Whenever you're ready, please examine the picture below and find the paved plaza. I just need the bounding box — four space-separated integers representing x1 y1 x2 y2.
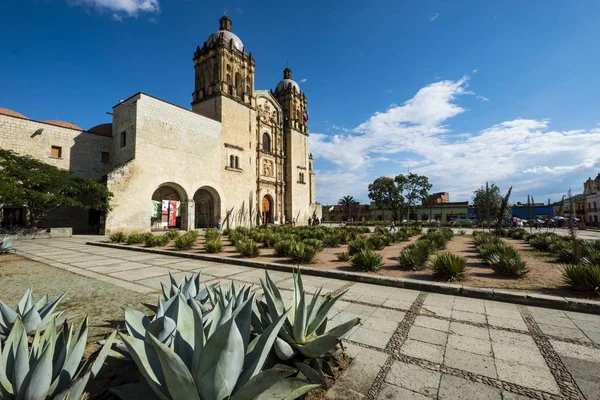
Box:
14 236 600 400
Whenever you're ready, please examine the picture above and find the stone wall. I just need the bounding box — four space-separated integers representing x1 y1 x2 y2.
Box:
105 94 223 233
0 114 112 179
285 127 311 225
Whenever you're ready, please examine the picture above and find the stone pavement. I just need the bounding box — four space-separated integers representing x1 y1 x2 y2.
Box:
14 236 600 400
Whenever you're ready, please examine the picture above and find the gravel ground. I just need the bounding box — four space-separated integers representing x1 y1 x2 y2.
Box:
0 255 153 341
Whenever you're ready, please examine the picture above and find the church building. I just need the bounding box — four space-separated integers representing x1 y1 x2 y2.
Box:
0 16 320 233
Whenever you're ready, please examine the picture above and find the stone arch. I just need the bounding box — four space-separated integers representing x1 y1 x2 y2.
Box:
261 194 274 225
151 182 189 231
194 186 221 228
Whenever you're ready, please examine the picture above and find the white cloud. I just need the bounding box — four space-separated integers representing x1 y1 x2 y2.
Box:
310 76 600 204
472 69 479 73
476 95 489 101
69 0 160 18
300 78 308 83
430 13 441 22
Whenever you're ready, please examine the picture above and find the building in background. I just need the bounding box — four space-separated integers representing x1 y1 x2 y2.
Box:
0 16 318 233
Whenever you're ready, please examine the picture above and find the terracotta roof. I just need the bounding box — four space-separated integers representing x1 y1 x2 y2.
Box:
88 123 112 137
41 120 83 130
0 107 28 119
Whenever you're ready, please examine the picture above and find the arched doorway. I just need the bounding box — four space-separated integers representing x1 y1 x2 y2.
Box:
194 187 221 228
151 183 188 231
261 195 273 225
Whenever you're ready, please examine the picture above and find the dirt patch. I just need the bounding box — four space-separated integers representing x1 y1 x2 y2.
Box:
0 259 153 341
0 253 24 262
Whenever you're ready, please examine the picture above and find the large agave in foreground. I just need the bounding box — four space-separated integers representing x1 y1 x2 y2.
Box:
0 288 67 341
0 316 116 399
113 293 319 400
160 272 214 305
255 270 360 361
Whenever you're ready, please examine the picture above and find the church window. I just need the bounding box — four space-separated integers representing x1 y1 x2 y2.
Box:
50 146 62 159
235 73 242 94
262 133 271 153
230 155 235 168
120 131 127 148
246 76 251 94
101 152 110 163
235 156 240 169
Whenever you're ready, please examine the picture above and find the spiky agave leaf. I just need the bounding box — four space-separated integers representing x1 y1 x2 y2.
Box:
257 270 360 361
0 316 116 399
0 288 67 341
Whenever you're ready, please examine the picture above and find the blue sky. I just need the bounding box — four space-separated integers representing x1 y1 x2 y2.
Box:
1 0 599 205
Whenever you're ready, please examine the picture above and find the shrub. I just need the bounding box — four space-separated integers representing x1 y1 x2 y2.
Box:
126 232 148 245
303 238 324 252
261 231 280 249
144 234 170 247
274 239 294 257
336 252 350 262
173 232 197 250
398 240 436 271
367 234 387 250
348 237 371 255
108 231 126 243
228 231 245 246
433 253 467 281
486 250 529 278
509 228 528 240
237 239 260 258
351 248 384 271
290 242 319 264
323 233 342 248
165 228 180 240
204 237 224 253
205 228 221 241
563 264 600 293
458 230 467 236
394 229 411 242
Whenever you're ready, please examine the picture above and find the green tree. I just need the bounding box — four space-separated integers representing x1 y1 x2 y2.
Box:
0 149 112 227
338 195 358 221
472 182 511 226
368 173 432 220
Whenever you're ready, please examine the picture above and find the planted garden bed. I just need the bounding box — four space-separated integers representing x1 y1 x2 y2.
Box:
109 226 598 299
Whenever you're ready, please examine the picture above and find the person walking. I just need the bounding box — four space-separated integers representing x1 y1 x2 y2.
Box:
389 219 396 232
216 218 222 232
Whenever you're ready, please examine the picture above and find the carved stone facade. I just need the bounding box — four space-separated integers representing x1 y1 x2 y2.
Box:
0 16 318 233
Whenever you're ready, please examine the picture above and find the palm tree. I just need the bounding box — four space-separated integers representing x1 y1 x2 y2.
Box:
338 195 359 222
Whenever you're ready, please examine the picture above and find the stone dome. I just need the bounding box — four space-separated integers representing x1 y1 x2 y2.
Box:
42 120 82 130
206 16 244 51
207 30 244 51
275 68 300 92
88 123 112 137
0 107 28 119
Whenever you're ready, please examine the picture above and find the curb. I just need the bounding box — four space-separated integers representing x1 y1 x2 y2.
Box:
85 241 600 315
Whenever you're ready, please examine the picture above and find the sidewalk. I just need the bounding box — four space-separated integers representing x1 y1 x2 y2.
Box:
15 236 600 400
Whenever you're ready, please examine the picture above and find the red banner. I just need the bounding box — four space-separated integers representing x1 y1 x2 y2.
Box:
168 201 178 227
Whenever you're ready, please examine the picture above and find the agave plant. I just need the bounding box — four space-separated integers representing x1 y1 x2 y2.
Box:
114 293 319 399
256 270 360 362
0 235 16 254
0 316 116 399
160 272 214 305
0 288 67 341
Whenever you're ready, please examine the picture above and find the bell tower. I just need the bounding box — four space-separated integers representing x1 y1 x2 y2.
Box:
273 68 307 134
272 67 311 224
191 16 256 118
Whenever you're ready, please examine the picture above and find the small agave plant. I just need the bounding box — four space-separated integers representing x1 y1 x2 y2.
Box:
255 270 360 363
112 292 320 399
0 288 67 341
0 236 16 254
0 316 116 399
